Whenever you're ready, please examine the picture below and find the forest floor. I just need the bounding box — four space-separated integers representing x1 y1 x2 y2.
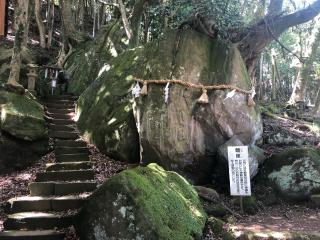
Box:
201 103 320 239
1 103 320 239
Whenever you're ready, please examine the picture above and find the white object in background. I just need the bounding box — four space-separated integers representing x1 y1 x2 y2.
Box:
224 89 236 101
164 82 170 103
227 146 251 196
51 80 57 88
132 82 141 98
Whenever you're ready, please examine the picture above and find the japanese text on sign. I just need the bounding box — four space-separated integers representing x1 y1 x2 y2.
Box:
227 146 251 196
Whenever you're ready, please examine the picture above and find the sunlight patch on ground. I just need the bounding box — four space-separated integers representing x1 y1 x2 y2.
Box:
15 173 32 181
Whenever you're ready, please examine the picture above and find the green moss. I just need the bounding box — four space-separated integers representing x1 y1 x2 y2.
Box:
260 147 320 201
2 91 43 119
0 90 47 141
208 216 224 235
205 203 228 217
207 217 235 239
89 163 207 240
265 147 320 173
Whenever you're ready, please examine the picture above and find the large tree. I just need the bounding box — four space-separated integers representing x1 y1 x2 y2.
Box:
7 0 29 85
235 0 320 76
186 0 320 77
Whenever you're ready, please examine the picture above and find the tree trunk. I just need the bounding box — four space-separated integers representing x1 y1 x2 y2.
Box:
129 0 147 47
118 0 132 39
35 0 46 48
46 0 55 48
313 80 320 117
78 0 85 30
8 0 29 85
258 53 264 100
271 51 277 101
100 4 106 26
288 29 320 104
60 0 88 44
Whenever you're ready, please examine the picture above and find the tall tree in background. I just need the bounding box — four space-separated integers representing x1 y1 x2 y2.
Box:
35 0 46 48
7 0 29 85
288 28 320 104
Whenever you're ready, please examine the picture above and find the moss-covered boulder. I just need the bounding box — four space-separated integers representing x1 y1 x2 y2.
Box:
0 89 48 172
76 163 207 240
65 23 125 95
261 147 320 201
75 50 141 162
74 29 262 183
0 90 47 140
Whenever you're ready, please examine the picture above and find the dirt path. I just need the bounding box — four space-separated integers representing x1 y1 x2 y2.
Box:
233 204 320 236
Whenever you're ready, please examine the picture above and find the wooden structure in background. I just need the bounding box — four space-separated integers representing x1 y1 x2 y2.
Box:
0 0 6 36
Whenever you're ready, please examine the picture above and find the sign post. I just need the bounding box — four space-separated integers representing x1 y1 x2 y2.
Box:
227 146 251 214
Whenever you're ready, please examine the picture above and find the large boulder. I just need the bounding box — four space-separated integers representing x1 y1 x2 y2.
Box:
261 147 320 201
74 29 262 183
135 30 262 183
0 132 48 172
65 23 125 95
0 89 48 172
75 163 207 240
75 50 141 162
0 90 47 140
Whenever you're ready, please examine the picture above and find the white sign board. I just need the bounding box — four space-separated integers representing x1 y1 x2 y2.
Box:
228 146 251 196
51 80 57 88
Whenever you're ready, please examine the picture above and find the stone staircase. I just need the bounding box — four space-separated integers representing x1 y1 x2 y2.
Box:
0 95 97 240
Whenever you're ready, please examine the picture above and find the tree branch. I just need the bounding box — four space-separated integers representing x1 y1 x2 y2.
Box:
235 0 320 75
271 0 320 36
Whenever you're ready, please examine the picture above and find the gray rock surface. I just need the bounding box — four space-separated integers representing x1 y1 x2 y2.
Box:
262 147 320 201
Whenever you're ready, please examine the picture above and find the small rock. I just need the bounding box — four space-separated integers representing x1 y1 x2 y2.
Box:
194 186 219 201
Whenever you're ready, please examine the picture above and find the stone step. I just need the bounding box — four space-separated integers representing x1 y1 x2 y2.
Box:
45 103 75 109
4 212 74 230
46 113 74 120
0 230 64 240
46 95 77 101
46 108 74 114
46 162 92 171
56 153 89 162
48 124 75 132
44 99 75 104
55 147 89 155
310 194 320 206
29 182 97 196
55 140 87 148
49 131 79 140
49 119 75 125
35 170 94 182
8 195 87 213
